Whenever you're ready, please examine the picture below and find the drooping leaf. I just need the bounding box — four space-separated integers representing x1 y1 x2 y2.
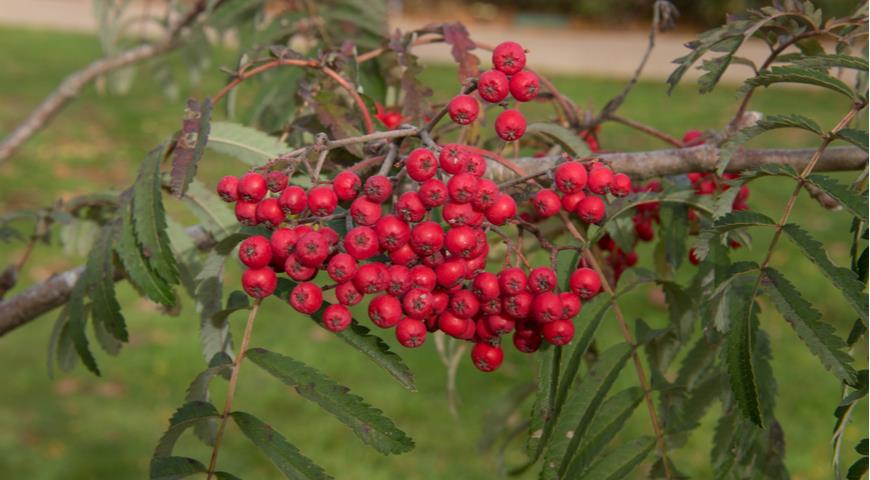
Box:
574 436 655 480
86 224 127 343
196 250 236 365
149 456 207 480
740 66 857 99
231 411 333 479
66 278 99 376
387 30 433 120
698 36 744 94
133 144 179 285
246 348 414 455
439 22 479 81
207 121 286 165
726 285 763 427
171 98 212 197
783 223 868 322
761 267 856 383
835 128 869 152
790 54 869 71
525 123 591 158
115 197 175 306
526 344 561 457
540 343 633 479
804 174 869 222
718 114 823 174
184 353 233 447
153 401 221 458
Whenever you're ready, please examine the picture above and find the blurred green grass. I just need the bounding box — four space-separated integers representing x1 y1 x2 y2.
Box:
0 26 866 479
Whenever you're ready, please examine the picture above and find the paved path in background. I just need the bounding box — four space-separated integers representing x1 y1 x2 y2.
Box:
0 0 775 82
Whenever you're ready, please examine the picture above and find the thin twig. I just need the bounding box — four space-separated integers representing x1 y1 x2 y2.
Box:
378 143 399 176
605 113 683 148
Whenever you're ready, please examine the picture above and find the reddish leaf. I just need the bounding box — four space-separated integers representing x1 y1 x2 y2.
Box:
441 22 480 81
170 98 212 197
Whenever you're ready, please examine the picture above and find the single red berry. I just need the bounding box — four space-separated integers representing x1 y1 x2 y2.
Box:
625 251 639 266
561 191 586 212
406 148 438 182
577 196 606 224
439 144 468 174
634 217 655 242
559 292 582 319
402 288 435 318
588 167 614 195
435 259 467 289
486 314 515 335
327 253 358 283
284 254 317 281
476 317 500 345
503 291 534 319
278 185 307 214
217 176 239 202
447 173 480 204
308 186 338 216
431 291 450 315
513 331 542 353
350 196 382 226
270 228 298 263
569 267 601 300
395 191 427 223
445 226 478 259
470 178 498 211
611 173 632 197
396 317 427 347
387 265 412 297
689 248 701 266
471 343 504 372
318 226 339 246
374 215 411 252
242 267 277 299
466 254 487 279
409 265 437 291
294 232 330 267
463 153 487 177
478 69 510 103
336 281 363 306
555 161 587 194
439 311 468 338
542 319 575 345
238 235 272 269
528 267 557 294
460 316 478 340
498 267 527 296
234 201 259 226
353 262 389 294
368 294 403 328
256 198 284 228
238 173 267 202
333 171 362 202
290 282 323 314
448 94 480 125
344 226 379 260
472 272 501 299
418 178 449 209
322 304 352 332
485 193 517 225
441 202 481 228
389 243 419 266
266 171 288 192
364 175 393 203
509 70 540 102
409 221 444 256
682 129 704 146
492 41 526 75
532 189 561 218
495 109 526 141
531 292 563 323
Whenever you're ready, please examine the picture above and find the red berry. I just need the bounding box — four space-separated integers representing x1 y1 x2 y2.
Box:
689 248 701 266
509 70 540 102
542 319 574 345
450 289 481 318
588 167 614 195
234 201 259 226
528 267 557 294
432 291 450 315
513 331 542 353
322 304 352 332
492 41 526 75
634 217 655 242
472 178 499 211
290 282 323 314
318 226 340 247
555 161 587 194
353 262 389 294
460 317 478 340
266 171 288 192
350 196 382 226
387 265 412 297
278 185 307 214
242 267 277 299
374 215 410 252
308 187 338 216
443 202 483 227
485 193 517 225
532 189 561 218
478 69 510 103
256 198 284 228
531 292 563 323
364 175 393 203
270 228 298 263
569 268 601 300
559 292 582 319
327 253 358 283
448 94 480 125
409 221 444 256
406 148 438 182
435 259 467 289
611 173 632 197
498 267 527 296
486 314 515 335
344 226 379 260
503 291 534 319
445 226 478 259
439 311 467 338
463 153 487 177
561 191 586 212
402 288 434 318
471 343 504 372
439 144 468 174
395 191 427 223
409 265 437 291
217 176 239 202
238 173 267 202
368 294 403 328
389 243 419 266
472 272 501 299
476 317 500 345
682 129 704 146
495 109 526 141
294 232 330 267
418 179 449 208
284 254 318 281
336 281 363 306
333 171 362 202
396 317 427 347
238 236 272 269
447 173 480 204
577 196 606 224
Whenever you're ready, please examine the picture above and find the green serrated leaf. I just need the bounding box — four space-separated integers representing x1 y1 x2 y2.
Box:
540 343 633 479
575 436 655 480
718 114 823 173
525 123 591 158
790 54 869 71
184 353 232 447
761 267 856 383
116 198 175 306
66 279 100 376
556 249 581 292
246 348 414 455
710 210 776 233
133 144 179 285
149 456 207 480
741 66 857 99
86 224 127 343
660 205 689 270
231 411 333 480
527 344 561 457
804 174 869 223
207 121 286 165
783 223 868 322
836 128 869 152
726 286 763 427
698 36 744 94
153 401 220 458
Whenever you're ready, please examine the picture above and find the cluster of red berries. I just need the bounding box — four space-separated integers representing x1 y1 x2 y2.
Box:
215 143 608 372
446 41 539 142
526 159 631 225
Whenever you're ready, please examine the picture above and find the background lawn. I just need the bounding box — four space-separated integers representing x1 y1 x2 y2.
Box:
0 26 866 479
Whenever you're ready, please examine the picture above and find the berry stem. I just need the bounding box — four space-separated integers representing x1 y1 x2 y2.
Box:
206 297 262 480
